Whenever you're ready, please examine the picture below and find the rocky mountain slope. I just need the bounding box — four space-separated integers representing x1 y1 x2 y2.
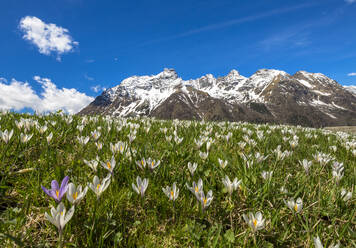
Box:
79 68 356 127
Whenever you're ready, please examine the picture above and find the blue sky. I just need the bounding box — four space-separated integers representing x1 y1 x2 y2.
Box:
0 0 356 113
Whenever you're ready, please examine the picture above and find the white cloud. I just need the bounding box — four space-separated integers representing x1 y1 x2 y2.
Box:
90 85 106 93
0 76 93 114
0 79 41 111
19 16 78 58
347 72 356 76
345 0 356 4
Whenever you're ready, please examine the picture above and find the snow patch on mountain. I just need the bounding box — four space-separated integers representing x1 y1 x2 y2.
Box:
345 85 356 95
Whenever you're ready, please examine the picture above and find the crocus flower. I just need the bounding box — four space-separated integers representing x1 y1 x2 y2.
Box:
41 176 69 203
243 211 265 232
132 176 149 197
261 171 273 180
0 129 14 143
332 166 344 183
20 133 33 143
187 162 197 176
186 179 203 199
199 151 209 160
341 189 352 202
83 159 98 172
313 236 340 248
136 158 146 170
218 158 228 169
299 159 312 174
146 158 160 170
45 202 74 234
66 183 88 205
47 132 53 144
100 157 116 175
285 197 303 213
199 190 213 210
88 174 111 198
222 175 241 195
162 182 179 201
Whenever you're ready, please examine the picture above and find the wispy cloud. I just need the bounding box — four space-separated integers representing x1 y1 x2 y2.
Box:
140 2 318 46
90 85 105 93
0 76 93 114
260 30 311 51
84 73 94 81
347 72 356 76
345 0 356 4
19 16 78 60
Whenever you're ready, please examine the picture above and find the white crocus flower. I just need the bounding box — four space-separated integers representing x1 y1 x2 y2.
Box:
20 133 33 143
187 162 198 176
136 158 146 170
261 171 273 180
132 176 149 197
199 151 209 160
88 174 111 198
47 132 53 144
332 166 344 183
222 175 241 195
299 159 312 174
83 159 98 172
91 130 101 141
0 129 14 143
186 179 203 199
340 188 352 202
280 187 288 194
39 125 48 134
45 202 75 234
285 197 303 213
218 158 228 169
95 142 103 150
243 211 265 232
254 152 269 163
101 157 116 175
77 136 89 145
162 182 179 201
146 158 160 170
313 236 340 248
199 190 213 210
66 183 88 205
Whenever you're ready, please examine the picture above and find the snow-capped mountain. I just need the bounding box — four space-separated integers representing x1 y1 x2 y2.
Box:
79 68 356 127
345 85 356 95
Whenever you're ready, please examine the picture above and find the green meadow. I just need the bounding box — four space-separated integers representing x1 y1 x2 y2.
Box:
0 112 355 247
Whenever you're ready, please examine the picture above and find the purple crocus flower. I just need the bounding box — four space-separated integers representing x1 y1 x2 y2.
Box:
41 176 69 202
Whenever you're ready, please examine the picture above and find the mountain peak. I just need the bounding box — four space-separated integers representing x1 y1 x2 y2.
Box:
157 68 178 79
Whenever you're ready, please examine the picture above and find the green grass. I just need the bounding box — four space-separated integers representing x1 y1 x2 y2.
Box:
0 112 355 247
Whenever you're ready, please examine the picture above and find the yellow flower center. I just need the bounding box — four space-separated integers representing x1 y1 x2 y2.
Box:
61 211 64 216
195 186 199 192
294 204 298 212
56 190 59 198
120 145 123 151
171 191 174 198
107 162 111 169
151 161 154 167
141 160 144 165
203 198 207 206
97 184 101 191
73 192 78 200
253 219 257 227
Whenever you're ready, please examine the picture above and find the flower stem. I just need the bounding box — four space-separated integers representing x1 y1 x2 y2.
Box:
58 230 63 248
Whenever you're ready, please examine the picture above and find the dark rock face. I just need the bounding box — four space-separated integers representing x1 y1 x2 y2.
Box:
79 68 356 127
